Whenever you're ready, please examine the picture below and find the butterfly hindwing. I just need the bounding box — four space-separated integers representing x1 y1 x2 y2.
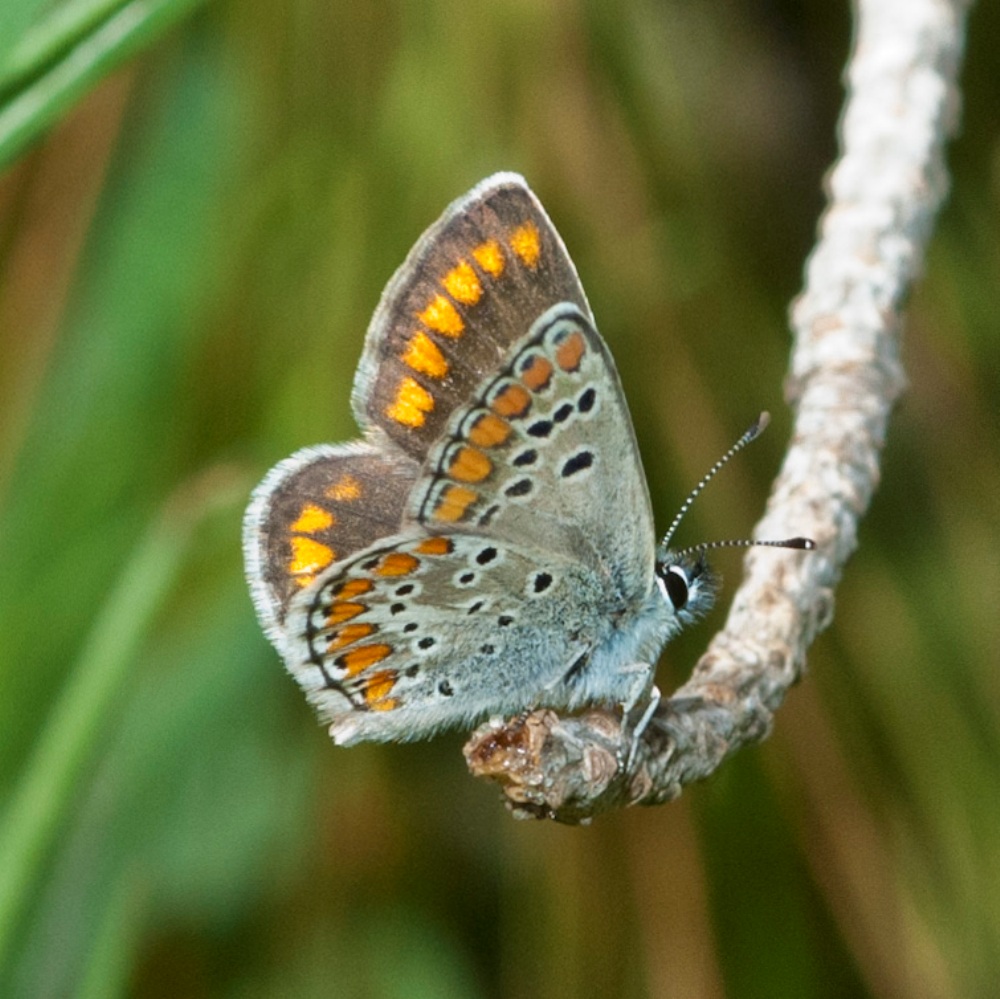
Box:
242 442 417 652
284 530 612 745
353 174 593 463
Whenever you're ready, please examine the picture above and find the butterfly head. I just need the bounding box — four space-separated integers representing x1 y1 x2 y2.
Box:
654 547 719 625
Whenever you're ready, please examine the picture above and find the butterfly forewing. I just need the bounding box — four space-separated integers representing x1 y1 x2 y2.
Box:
409 304 657 603
353 174 593 462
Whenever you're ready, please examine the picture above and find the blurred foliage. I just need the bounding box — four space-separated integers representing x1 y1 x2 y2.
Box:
0 0 997 996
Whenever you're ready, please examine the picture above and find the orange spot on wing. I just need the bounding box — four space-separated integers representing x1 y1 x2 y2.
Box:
433 485 478 523
419 295 464 337
519 355 553 391
386 377 435 427
328 622 376 652
555 330 586 372
510 221 541 267
402 332 449 378
443 261 482 305
416 536 453 555
490 383 531 418
376 552 420 576
467 412 512 448
326 474 362 501
473 240 505 277
339 644 393 677
327 601 366 626
335 578 372 598
291 503 334 533
448 446 492 483
362 669 398 703
290 536 335 576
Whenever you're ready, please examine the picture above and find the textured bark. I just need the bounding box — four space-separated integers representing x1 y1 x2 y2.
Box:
465 0 972 823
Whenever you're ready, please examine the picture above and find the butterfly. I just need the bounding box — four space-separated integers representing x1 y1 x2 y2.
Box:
243 173 810 748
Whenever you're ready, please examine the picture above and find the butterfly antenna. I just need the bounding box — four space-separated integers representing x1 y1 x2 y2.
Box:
659 411 816 556
672 535 816 562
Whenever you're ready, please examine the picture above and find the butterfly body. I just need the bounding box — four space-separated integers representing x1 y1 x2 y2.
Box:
244 174 716 746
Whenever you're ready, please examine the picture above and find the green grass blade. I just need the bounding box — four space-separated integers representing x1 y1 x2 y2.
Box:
0 0 50 72
0 469 244 969
0 0 207 171
73 870 143 999
0 0 133 96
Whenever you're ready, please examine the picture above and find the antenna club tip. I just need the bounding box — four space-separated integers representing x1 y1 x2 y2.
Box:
743 411 771 443
785 537 816 550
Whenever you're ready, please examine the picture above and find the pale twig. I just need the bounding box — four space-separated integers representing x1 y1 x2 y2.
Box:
465 0 972 822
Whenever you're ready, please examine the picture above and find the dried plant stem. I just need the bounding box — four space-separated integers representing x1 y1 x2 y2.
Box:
465 0 971 822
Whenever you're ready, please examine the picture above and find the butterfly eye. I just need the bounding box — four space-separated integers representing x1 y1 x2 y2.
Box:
663 566 690 610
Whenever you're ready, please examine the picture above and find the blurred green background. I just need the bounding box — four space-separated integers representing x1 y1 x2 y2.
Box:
1 1 998 996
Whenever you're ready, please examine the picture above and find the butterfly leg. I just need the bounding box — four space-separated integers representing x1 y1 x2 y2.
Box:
618 664 660 771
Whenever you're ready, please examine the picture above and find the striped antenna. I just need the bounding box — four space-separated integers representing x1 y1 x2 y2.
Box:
672 535 816 562
660 412 815 555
